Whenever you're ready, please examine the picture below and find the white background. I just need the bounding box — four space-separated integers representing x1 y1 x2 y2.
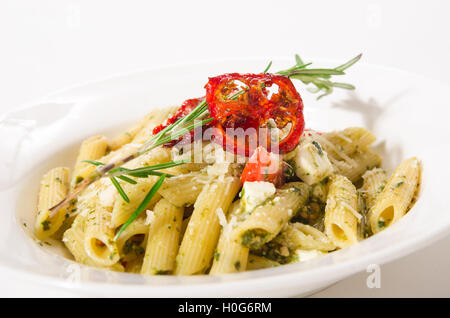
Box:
1 0 449 297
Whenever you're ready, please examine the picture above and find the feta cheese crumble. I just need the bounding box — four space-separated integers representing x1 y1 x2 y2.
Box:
240 181 276 214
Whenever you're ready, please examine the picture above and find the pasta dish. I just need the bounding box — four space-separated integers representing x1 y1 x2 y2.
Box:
33 54 421 275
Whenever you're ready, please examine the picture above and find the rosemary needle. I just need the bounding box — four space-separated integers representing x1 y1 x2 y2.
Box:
109 176 129 203
114 174 166 241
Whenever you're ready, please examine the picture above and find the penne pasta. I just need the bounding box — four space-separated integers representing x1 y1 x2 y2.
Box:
209 200 249 275
361 168 388 210
274 222 335 252
332 150 381 183
246 254 280 270
175 176 241 275
35 167 70 239
232 182 310 250
323 127 376 158
109 109 169 150
131 106 178 145
84 205 120 267
324 175 359 248
115 216 149 262
71 135 109 188
369 157 421 233
63 213 124 272
141 199 184 275
158 172 211 207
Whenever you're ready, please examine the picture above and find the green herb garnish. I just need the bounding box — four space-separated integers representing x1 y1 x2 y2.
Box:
277 53 361 99
312 140 324 155
114 174 166 241
394 181 404 188
41 220 51 231
109 176 129 203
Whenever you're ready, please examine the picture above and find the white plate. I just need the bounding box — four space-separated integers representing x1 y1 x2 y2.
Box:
0 58 448 297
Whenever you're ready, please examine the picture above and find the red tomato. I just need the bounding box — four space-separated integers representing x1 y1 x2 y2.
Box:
152 97 206 147
240 146 284 186
205 73 304 157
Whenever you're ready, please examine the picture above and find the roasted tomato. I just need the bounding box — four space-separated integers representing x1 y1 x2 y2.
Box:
241 146 284 186
152 97 206 147
205 73 304 156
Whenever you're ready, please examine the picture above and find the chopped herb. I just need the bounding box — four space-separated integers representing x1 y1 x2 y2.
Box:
320 176 330 185
312 140 323 155
241 230 269 249
41 220 51 231
291 186 302 194
283 161 296 180
75 176 84 185
394 181 404 188
109 251 117 260
214 251 220 261
155 269 171 275
110 176 130 203
55 177 62 183
378 220 386 228
234 261 241 271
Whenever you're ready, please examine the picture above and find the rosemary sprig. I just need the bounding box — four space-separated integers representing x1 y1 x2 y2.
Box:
114 174 166 241
82 159 188 179
81 159 187 203
277 53 362 99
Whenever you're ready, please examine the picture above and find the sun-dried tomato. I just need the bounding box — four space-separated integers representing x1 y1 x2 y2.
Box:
152 97 205 147
205 73 304 156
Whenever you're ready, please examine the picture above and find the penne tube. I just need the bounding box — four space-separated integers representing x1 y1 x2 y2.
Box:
141 199 184 275
115 217 149 262
109 109 171 150
246 254 280 270
71 135 109 188
158 172 211 207
361 168 388 210
175 177 241 275
35 167 70 239
369 157 421 233
274 222 335 252
131 106 178 145
209 200 249 275
323 127 376 157
232 182 310 250
332 150 381 183
324 175 359 248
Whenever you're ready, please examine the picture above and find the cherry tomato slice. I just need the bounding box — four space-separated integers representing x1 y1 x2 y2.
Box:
152 97 206 147
205 73 304 157
241 146 284 186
